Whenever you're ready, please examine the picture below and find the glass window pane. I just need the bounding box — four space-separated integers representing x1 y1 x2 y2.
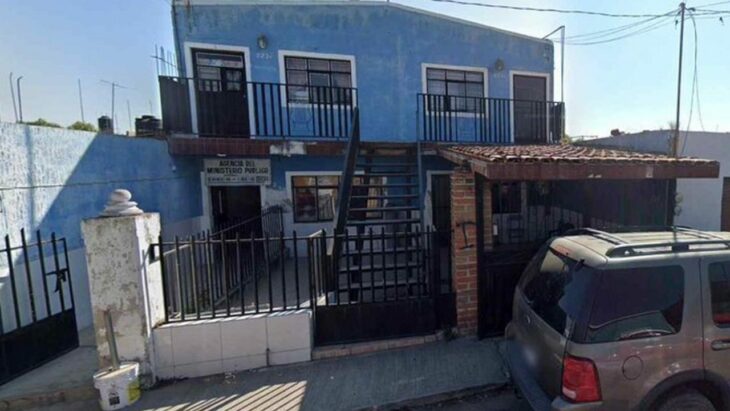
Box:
521 248 591 337
709 262 730 325
446 70 465 81
332 73 351 88
287 70 308 85
317 188 337 220
587 266 684 343
308 58 330 71
309 72 330 87
427 80 446 95
447 82 466 97
317 176 339 186
465 71 483 82
197 66 221 80
294 188 318 222
285 57 307 70
331 60 351 73
427 69 445 80
293 176 316 187
287 86 308 102
466 83 483 97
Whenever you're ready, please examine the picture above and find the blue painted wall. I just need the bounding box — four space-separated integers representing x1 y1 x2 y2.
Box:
0 122 203 250
173 2 554 142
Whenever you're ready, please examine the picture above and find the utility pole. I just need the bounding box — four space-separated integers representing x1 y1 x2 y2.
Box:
78 79 86 123
16 76 24 123
672 2 687 157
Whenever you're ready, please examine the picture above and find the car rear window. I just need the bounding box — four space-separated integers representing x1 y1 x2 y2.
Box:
585 266 684 343
520 247 594 338
708 261 730 326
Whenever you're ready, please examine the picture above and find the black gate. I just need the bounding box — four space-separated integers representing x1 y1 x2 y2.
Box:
1 230 78 385
476 179 675 337
309 228 454 346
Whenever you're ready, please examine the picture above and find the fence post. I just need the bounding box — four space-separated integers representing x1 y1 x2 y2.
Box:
80 191 163 385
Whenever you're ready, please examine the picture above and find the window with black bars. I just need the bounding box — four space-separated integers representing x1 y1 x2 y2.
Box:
285 56 352 104
426 68 485 112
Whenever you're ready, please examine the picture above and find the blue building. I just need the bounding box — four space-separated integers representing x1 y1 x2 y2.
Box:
156 0 576 340
162 0 562 238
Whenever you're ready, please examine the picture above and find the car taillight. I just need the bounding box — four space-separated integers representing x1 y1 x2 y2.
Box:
562 355 601 403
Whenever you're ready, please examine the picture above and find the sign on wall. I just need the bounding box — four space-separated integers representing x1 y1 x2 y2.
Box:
204 158 271 186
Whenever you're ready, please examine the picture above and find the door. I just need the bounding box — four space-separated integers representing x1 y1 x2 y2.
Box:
701 256 730 383
512 74 547 144
193 49 250 137
211 186 262 236
431 174 452 293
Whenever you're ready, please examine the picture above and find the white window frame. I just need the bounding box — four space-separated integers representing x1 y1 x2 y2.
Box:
183 42 256 136
509 70 551 143
277 50 358 108
421 63 489 118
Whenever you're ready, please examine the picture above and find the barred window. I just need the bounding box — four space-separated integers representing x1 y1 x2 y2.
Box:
285 56 353 104
426 68 484 112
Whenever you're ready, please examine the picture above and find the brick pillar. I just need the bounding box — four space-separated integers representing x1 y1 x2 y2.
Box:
450 168 478 335
482 181 494 251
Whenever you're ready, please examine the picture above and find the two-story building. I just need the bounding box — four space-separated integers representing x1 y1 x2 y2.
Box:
156 0 717 342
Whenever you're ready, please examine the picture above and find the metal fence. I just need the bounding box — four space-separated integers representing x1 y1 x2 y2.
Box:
417 94 564 144
1 229 78 385
152 227 451 324
159 76 358 139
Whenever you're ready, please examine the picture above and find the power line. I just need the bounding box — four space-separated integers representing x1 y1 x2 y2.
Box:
547 10 677 42
681 11 701 154
550 13 677 45
424 0 666 18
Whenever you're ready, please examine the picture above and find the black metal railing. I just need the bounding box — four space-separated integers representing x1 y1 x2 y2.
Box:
417 94 564 144
159 76 358 139
152 227 451 323
1 229 78 385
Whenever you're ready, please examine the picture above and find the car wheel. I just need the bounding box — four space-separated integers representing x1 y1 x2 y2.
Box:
657 389 715 411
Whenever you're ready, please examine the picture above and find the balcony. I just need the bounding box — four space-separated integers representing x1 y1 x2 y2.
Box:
417 94 565 144
159 76 358 140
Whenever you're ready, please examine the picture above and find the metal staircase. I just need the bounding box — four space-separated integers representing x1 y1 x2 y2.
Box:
335 143 428 303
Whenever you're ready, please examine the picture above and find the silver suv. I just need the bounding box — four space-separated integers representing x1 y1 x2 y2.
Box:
505 228 730 411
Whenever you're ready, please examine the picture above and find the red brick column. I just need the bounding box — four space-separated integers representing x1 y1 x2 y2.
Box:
450 168 478 335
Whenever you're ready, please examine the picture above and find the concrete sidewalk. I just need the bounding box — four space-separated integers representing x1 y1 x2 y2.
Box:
27 337 507 411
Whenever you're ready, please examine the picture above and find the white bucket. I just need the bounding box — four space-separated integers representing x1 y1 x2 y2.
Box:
93 362 141 410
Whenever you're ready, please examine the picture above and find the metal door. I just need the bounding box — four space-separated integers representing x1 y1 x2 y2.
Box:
1 231 78 385
193 49 250 137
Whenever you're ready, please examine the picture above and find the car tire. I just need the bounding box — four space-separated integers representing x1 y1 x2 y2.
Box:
657 389 715 411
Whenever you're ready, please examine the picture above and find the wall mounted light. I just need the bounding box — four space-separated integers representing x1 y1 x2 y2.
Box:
257 35 268 50
494 58 505 72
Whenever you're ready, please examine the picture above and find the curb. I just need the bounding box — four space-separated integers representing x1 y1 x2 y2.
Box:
0 384 97 411
354 382 510 411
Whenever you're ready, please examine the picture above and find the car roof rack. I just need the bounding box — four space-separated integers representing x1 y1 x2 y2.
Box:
564 227 627 246
606 239 730 258
566 226 730 258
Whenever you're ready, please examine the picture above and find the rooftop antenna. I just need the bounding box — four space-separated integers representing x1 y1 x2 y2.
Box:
127 99 132 135
100 79 128 134
78 79 86 123
16 76 24 123
9 72 18 122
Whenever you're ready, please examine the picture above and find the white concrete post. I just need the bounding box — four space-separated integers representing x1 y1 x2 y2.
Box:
81 212 164 384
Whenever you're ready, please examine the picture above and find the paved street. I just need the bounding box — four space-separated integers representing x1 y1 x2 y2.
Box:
412 389 531 411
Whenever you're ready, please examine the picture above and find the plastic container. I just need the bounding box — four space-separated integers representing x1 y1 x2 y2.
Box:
93 362 141 410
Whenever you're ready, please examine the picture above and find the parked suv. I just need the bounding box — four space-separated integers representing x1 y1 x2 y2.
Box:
505 227 730 411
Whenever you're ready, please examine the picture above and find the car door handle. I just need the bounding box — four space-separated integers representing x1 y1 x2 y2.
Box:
711 340 730 351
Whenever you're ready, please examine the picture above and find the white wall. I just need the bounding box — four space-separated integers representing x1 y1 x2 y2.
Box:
153 310 312 380
590 130 730 230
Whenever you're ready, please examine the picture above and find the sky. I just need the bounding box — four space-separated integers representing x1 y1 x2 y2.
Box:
0 0 728 138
